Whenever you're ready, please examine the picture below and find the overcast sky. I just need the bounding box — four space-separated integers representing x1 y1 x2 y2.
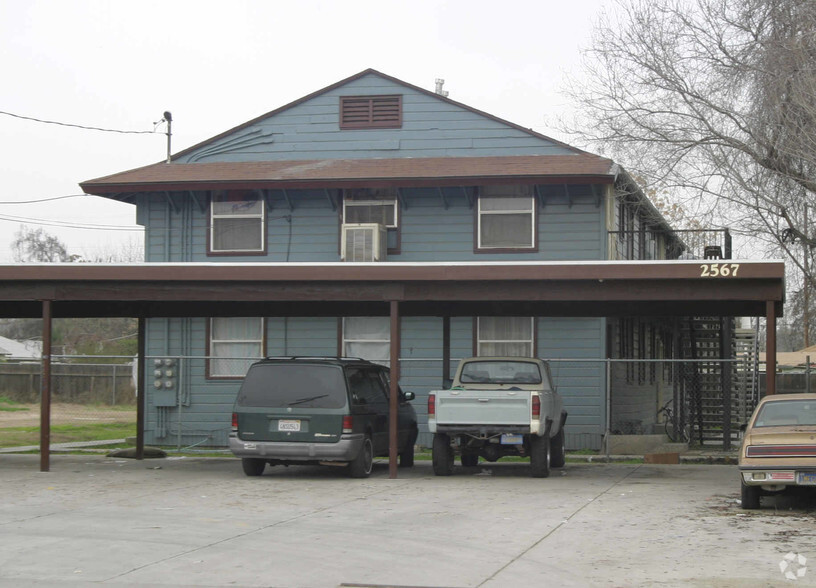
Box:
0 0 612 262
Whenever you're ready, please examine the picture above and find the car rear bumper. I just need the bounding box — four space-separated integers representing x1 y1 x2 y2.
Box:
739 466 816 488
229 434 364 462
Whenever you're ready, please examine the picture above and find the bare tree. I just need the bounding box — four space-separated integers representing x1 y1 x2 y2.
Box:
12 226 78 262
5 226 138 356
565 0 816 281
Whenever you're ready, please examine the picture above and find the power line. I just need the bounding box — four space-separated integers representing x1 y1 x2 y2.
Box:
0 194 89 205
0 110 160 135
0 213 144 232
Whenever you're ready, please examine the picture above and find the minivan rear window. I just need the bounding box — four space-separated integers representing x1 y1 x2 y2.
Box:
236 364 347 408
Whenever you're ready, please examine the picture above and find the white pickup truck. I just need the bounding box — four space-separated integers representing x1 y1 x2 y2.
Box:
427 357 567 477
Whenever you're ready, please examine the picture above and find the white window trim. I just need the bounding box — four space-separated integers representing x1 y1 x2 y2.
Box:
477 317 535 357
208 317 264 378
343 199 399 229
210 193 266 253
477 196 536 249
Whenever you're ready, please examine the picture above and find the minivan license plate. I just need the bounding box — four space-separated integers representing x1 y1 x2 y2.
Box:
278 419 301 432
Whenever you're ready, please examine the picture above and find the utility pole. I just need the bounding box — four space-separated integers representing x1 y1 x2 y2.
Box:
163 111 172 164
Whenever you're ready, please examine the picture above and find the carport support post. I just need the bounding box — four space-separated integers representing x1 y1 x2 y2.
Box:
136 317 146 460
766 301 777 396
40 300 52 473
389 300 401 479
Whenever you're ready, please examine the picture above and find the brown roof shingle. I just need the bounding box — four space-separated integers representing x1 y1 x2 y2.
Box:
81 154 615 195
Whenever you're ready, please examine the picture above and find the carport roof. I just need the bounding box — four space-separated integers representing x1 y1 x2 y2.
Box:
0 260 785 319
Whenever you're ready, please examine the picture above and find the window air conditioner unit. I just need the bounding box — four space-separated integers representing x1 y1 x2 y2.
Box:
341 223 387 262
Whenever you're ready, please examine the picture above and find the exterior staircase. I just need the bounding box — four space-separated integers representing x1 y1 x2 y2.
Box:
679 319 759 449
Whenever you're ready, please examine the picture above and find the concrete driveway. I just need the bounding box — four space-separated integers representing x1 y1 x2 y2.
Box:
1 455 815 587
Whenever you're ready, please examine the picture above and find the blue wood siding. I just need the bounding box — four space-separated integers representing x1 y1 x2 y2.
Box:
142 188 604 263
537 317 607 451
133 72 611 451
174 73 574 163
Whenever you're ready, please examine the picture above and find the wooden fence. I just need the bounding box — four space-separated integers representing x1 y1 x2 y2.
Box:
0 361 136 405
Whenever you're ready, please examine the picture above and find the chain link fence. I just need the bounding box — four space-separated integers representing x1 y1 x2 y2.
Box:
0 355 136 450
0 354 782 453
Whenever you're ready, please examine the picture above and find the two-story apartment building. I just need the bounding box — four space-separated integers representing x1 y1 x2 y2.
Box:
81 69 687 450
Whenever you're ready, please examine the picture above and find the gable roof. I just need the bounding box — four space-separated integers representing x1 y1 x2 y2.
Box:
171 68 588 162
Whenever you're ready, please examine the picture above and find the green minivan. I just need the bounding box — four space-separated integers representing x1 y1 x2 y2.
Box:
229 357 418 478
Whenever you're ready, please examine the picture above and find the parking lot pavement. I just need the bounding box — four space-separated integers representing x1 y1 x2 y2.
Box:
1 455 815 588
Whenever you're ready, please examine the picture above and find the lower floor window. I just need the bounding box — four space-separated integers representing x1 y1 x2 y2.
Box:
477 317 534 357
342 317 390 365
209 317 264 377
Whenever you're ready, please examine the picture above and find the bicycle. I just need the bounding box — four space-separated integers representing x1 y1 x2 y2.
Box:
657 399 690 443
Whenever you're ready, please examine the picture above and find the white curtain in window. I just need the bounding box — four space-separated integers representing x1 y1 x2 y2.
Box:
343 317 390 365
478 317 533 357
210 317 263 376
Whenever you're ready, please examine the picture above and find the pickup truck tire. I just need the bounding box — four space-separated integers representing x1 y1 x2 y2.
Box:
550 428 566 468
461 452 479 467
432 433 454 476
529 435 551 478
241 458 266 477
348 436 374 478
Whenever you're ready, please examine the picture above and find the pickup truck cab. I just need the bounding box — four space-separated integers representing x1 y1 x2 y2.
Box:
428 357 567 477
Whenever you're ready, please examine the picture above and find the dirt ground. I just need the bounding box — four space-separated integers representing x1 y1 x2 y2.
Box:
0 403 135 427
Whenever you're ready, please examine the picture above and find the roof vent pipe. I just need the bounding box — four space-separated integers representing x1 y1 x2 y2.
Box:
434 78 449 97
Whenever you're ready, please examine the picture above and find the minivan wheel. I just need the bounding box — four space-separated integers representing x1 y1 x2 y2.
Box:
349 436 374 478
399 441 415 468
241 458 266 477
432 433 454 476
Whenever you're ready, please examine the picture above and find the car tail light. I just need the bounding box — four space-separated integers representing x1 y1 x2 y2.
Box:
231 412 238 430
342 415 354 434
428 394 436 417
532 395 541 418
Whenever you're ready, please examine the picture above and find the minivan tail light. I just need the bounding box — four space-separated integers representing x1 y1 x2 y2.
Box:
532 396 541 418
428 394 436 417
342 415 354 434
231 412 238 430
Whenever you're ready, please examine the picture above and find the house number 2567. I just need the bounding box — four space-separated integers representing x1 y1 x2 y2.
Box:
700 263 740 277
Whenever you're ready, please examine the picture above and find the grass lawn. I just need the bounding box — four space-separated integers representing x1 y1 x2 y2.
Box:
0 422 136 448
0 396 30 412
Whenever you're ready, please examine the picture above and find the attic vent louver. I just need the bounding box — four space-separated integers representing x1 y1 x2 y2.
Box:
340 95 402 129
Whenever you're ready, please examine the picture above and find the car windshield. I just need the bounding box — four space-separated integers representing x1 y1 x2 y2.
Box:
459 361 544 385
753 399 816 427
236 364 347 408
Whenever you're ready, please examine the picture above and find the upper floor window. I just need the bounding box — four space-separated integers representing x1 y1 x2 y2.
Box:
343 188 399 228
477 317 535 357
477 186 536 251
340 95 402 129
208 317 264 378
210 190 265 254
